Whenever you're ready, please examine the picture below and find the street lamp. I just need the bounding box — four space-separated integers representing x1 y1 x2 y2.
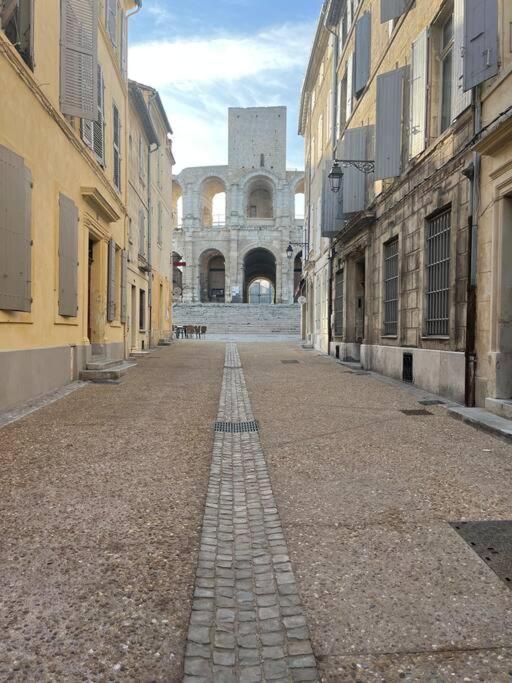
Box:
328 158 375 193
286 244 294 260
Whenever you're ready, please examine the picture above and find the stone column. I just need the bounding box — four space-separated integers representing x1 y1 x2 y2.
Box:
182 237 195 303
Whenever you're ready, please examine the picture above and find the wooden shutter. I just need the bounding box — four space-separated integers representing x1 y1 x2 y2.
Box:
453 0 471 117
81 118 93 149
60 0 98 120
120 248 127 323
321 161 344 238
0 145 32 312
139 208 145 255
93 64 105 163
18 0 35 69
410 30 428 159
380 0 410 23
354 12 371 96
107 238 116 321
113 103 121 191
106 0 117 45
341 126 374 214
375 67 408 179
346 52 354 122
58 193 78 317
463 0 498 91
120 11 128 77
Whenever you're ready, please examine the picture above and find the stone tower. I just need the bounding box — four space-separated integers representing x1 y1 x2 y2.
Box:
172 106 304 306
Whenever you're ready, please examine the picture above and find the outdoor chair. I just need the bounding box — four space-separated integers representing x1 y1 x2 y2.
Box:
201 326 207 338
185 325 194 339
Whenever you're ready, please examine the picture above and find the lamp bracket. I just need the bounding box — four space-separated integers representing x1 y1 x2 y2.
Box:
335 158 375 175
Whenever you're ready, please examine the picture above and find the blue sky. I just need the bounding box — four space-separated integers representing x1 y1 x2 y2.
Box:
128 0 321 171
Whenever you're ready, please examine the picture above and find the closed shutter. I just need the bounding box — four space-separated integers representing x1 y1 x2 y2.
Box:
375 67 408 179
106 0 117 45
81 118 93 149
380 0 410 23
139 209 145 256
58 194 79 317
0 145 32 312
341 125 374 214
346 52 354 122
321 160 344 238
107 238 116 321
453 0 471 117
93 64 105 163
120 248 127 323
120 11 127 78
18 0 35 69
60 0 98 121
410 30 428 158
354 12 371 96
463 0 498 91
113 103 121 191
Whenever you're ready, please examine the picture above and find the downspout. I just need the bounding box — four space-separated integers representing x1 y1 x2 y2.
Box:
464 85 482 406
147 137 159 347
325 22 339 353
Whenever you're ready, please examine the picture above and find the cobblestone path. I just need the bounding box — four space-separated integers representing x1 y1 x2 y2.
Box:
184 344 318 683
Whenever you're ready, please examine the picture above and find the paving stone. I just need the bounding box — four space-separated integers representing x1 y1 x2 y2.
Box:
288 640 313 656
263 659 289 680
213 666 236 683
260 631 285 646
262 645 285 660
214 631 235 649
185 657 213 677
189 626 211 644
213 650 236 666
258 606 280 620
239 648 260 665
288 655 317 669
186 643 211 658
239 666 262 682
291 669 319 682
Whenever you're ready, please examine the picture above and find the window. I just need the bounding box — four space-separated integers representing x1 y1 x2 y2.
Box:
383 238 399 336
138 208 145 257
426 209 451 336
157 202 163 246
139 288 146 331
113 103 121 191
82 64 105 165
317 114 323 163
105 0 118 46
334 269 344 337
440 14 454 133
1 0 34 69
138 135 146 182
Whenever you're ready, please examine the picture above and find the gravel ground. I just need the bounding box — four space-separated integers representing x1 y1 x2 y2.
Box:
240 344 512 682
0 341 224 682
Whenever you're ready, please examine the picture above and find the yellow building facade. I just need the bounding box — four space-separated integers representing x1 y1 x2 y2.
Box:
0 0 141 411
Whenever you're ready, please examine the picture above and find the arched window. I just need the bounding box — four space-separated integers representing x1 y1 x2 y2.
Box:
201 177 226 228
294 177 305 221
246 176 274 219
199 250 226 302
172 181 183 229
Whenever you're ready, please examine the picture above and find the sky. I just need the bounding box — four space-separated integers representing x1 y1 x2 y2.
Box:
128 0 321 173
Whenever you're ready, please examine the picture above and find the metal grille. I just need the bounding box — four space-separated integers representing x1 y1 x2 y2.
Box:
383 238 399 336
214 421 260 433
451 521 512 588
334 269 344 337
426 209 451 336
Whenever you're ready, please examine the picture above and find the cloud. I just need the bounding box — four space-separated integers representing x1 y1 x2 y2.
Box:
128 22 313 170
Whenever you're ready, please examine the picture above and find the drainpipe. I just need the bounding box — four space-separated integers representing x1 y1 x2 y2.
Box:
147 133 159 347
325 22 339 353
127 1 142 18
464 85 482 406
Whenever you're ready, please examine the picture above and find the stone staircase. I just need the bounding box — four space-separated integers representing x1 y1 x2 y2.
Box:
80 357 137 383
172 303 301 335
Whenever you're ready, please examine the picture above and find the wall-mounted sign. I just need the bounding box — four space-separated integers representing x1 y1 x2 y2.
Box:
298 295 307 305
174 261 186 267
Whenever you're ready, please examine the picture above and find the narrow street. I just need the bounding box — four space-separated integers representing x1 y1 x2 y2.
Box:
1 341 512 682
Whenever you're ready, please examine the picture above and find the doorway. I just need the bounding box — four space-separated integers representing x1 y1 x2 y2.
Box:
87 235 101 350
131 285 137 350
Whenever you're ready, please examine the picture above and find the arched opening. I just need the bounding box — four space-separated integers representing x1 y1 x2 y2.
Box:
294 251 302 302
172 251 183 302
246 176 274 219
243 248 276 303
248 278 275 304
294 178 305 220
201 177 226 228
199 249 226 302
172 181 183 229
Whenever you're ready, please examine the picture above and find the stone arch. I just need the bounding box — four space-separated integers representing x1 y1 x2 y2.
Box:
199 248 226 302
242 247 277 303
200 176 226 227
172 180 183 229
244 174 276 219
294 177 305 220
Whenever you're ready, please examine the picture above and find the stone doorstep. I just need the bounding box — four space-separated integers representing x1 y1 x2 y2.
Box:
79 361 137 383
485 397 512 421
448 406 512 443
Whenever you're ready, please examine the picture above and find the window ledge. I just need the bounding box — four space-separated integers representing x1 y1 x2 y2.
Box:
421 335 450 341
381 335 398 339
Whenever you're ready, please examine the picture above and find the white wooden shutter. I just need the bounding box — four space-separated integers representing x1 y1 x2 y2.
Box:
376 67 408 179
321 161 344 238
0 145 32 312
106 0 117 45
453 0 472 118
341 126 374 214
58 194 79 317
93 64 105 163
410 30 428 158
380 0 410 23
346 52 354 122
60 0 98 121
120 249 127 323
81 118 93 149
463 0 498 92
354 12 371 96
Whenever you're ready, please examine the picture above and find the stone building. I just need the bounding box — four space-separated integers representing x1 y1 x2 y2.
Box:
300 0 507 405
172 107 304 308
127 80 174 354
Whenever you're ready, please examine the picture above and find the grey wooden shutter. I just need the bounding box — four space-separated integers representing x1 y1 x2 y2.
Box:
93 64 105 163
410 30 428 158
18 0 35 69
81 118 93 149
375 67 408 179
113 103 121 190
380 0 410 23
107 238 116 321
463 0 498 91
60 0 98 120
453 0 472 117
58 194 78 317
106 0 117 45
341 126 374 214
321 161 344 238
0 145 32 312
346 52 354 122
354 12 371 96
120 11 128 77
120 248 127 323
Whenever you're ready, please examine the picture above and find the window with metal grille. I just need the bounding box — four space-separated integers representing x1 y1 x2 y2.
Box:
334 269 344 337
383 237 399 336
426 209 451 336
113 103 121 191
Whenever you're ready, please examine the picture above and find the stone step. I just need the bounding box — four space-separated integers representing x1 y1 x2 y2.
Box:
80 361 137 383
130 351 151 358
86 357 125 371
172 303 301 336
